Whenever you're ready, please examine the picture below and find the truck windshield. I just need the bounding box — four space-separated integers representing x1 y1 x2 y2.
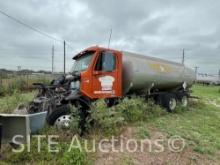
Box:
72 51 94 72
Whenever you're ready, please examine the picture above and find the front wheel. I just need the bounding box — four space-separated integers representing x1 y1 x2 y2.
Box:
54 115 72 130
46 104 71 126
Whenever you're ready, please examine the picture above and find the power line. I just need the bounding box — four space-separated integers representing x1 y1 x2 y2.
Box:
0 54 52 59
0 8 75 51
0 9 63 43
65 41 75 49
0 9 76 52
0 7 76 71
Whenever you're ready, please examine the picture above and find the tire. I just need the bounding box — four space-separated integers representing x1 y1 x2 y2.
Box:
46 104 70 125
159 93 177 112
180 95 188 107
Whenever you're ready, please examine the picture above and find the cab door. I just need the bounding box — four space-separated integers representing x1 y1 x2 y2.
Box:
91 50 122 98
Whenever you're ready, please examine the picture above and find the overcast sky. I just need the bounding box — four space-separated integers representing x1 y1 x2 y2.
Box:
0 0 219 74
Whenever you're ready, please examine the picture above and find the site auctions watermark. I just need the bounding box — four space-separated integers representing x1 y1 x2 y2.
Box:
11 134 185 153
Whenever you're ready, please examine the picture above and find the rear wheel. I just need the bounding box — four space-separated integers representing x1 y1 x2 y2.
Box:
180 95 188 107
158 93 177 112
168 97 177 111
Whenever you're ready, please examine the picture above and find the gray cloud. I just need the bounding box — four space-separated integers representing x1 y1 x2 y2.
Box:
0 0 219 74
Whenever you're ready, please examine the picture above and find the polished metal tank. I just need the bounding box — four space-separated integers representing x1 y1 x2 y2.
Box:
121 51 196 94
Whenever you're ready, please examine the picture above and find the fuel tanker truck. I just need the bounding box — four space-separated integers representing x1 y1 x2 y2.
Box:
0 46 196 144
45 46 196 129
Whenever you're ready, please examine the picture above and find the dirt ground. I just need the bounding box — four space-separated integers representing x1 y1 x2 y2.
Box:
94 127 219 165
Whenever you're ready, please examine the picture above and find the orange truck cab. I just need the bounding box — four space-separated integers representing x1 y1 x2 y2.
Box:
72 46 123 99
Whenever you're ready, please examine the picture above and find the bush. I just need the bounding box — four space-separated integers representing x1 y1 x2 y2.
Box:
115 97 145 122
115 97 164 122
0 85 6 96
0 76 52 96
7 138 54 164
7 79 27 94
85 97 165 136
59 147 87 165
89 100 125 135
69 105 81 135
0 90 35 113
6 136 87 165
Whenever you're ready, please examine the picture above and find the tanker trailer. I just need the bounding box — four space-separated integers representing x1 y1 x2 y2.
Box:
46 46 196 128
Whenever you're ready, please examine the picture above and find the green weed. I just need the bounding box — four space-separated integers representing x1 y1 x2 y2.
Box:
0 90 35 113
89 99 125 136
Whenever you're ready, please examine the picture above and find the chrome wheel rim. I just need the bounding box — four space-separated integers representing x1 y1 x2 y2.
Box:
181 96 188 107
54 115 72 130
169 98 177 110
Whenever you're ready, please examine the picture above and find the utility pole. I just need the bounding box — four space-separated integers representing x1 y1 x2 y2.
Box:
194 66 199 82
17 66 21 71
52 45 54 74
108 28 112 48
17 66 21 76
194 66 199 74
182 48 185 65
218 69 220 82
64 40 66 75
